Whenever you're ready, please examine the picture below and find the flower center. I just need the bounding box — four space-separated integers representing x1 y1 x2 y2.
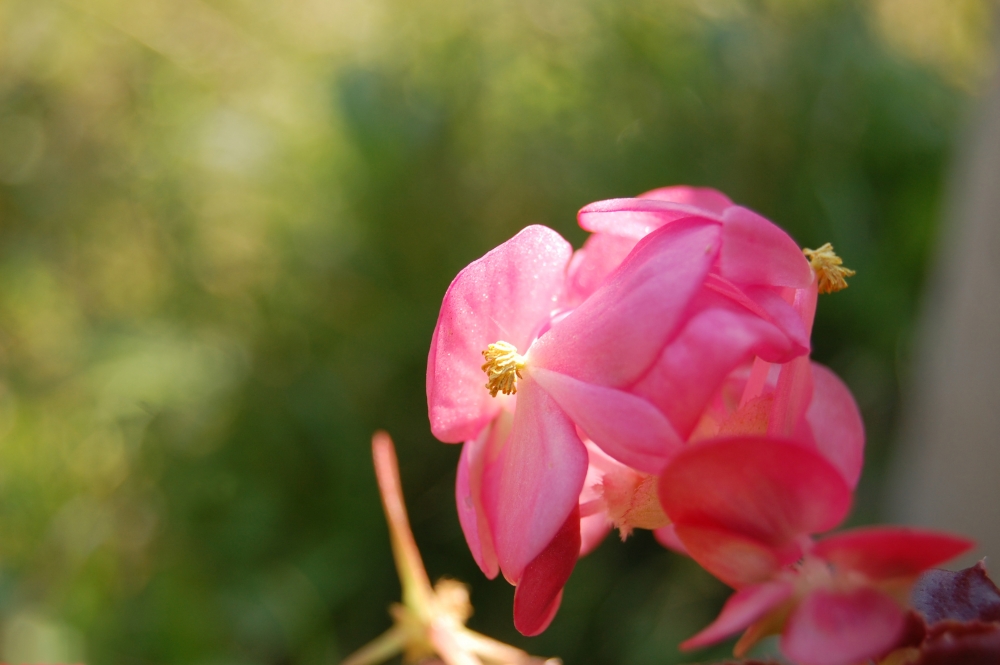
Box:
481 341 526 397
802 242 856 294
599 467 670 538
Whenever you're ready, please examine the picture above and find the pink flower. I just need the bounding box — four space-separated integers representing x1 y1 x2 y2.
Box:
576 186 862 467
430 186 822 634
658 437 974 665
436 220 728 633
570 185 865 554
583 351 864 565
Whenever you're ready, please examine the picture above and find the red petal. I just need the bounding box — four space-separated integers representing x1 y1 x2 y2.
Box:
814 527 975 580
513 506 581 636
682 580 795 650
428 225 572 442
674 524 789 587
781 587 906 665
659 437 852 547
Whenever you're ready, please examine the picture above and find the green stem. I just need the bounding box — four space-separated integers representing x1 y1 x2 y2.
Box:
341 625 406 665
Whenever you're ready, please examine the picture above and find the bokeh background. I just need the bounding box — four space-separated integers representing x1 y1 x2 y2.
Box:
0 0 995 663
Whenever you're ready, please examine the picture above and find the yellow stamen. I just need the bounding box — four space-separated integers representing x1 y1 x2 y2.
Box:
803 243 856 294
481 341 526 397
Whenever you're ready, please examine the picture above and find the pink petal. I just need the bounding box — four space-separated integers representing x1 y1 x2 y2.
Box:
638 185 734 214
580 439 620 500
564 233 638 307
704 273 774 321
719 207 812 288
659 437 852 547
814 527 975 581
456 413 511 579
491 376 589 583
427 225 572 443
579 441 616 556
768 356 814 438
531 218 721 388
531 367 682 474
630 303 799 439
737 356 774 407
792 274 819 336
741 285 812 358
762 281 818 442
682 580 795 650
580 512 612 557
577 197 723 239
513 506 581 636
781 587 906 665
653 525 689 555
456 443 491 575
807 363 865 488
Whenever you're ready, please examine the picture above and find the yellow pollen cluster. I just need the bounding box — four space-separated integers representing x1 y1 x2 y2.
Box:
481 341 525 397
803 243 856 294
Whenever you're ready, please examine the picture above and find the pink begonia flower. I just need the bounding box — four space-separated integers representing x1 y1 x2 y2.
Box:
432 186 832 635
436 219 734 634
571 185 863 556
658 437 974 665
576 186 863 487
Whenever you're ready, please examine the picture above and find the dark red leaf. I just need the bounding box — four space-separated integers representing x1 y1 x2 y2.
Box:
910 620 1000 665
912 561 1000 623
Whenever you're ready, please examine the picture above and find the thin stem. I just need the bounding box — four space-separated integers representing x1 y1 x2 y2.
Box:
456 629 535 664
429 622 483 665
341 625 406 665
372 431 433 613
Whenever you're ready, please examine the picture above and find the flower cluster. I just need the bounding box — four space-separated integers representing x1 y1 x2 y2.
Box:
425 186 973 663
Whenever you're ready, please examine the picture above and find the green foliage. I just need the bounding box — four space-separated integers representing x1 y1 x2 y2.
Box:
0 0 987 662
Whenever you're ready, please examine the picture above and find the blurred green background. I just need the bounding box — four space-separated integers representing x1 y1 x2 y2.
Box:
0 0 993 662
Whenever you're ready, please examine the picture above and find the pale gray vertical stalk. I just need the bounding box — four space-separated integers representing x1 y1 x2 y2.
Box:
888 46 1000 557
